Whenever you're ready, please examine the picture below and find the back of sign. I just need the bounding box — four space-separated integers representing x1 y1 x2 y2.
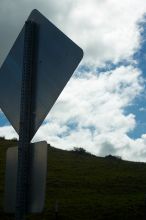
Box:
0 9 83 140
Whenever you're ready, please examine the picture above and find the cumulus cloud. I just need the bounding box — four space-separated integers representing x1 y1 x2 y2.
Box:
32 65 145 161
1 1 146 161
0 0 146 66
0 125 18 139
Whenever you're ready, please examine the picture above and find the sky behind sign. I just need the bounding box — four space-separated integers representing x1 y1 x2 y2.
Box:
1 0 146 162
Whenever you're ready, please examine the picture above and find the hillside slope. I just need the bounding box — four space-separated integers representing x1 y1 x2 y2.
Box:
0 138 146 220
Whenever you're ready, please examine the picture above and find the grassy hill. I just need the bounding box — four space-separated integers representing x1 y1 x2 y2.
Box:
0 137 146 219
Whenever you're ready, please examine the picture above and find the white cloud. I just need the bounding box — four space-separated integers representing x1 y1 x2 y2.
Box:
0 0 146 66
0 125 18 139
30 65 145 161
1 64 145 162
1 1 146 161
59 0 146 66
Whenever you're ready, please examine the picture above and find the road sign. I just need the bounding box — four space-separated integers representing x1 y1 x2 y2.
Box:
0 9 83 140
4 141 48 213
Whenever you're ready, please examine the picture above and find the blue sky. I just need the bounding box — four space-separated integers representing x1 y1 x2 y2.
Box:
127 20 146 139
1 0 146 162
0 113 8 127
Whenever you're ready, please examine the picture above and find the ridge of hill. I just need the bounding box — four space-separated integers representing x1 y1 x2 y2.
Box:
0 137 146 219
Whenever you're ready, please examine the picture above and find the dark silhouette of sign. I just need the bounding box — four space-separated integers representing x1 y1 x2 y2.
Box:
0 9 83 220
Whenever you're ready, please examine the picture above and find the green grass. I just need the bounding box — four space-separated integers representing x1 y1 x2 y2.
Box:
0 137 146 219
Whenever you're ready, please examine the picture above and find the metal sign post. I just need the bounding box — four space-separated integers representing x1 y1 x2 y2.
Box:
16 20 36 220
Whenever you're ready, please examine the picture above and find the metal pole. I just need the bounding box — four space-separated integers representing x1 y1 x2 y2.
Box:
15 20 36 220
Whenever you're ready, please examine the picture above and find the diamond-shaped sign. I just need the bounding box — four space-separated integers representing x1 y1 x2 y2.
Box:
0 9 83 139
